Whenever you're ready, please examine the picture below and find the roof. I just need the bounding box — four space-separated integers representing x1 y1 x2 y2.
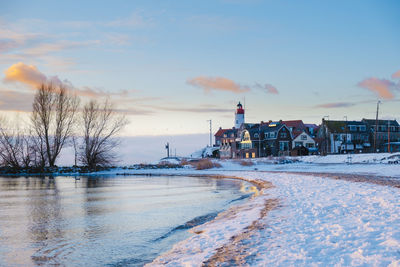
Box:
293 130 310 139
214 128 229 137
324 120 368 133
282 120 306 130
362 119 400 127
305 123 319 129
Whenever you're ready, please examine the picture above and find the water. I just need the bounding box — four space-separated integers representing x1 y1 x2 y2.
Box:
0 175 252 266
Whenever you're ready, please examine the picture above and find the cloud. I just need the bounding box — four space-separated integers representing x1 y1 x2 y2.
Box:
4 62 47 88
187 76 250 94
3 62 132 99
392 70 400 79
315 102 356 108
357 77 397 99
187 76 278 95
158 106 233 113
254 83 279 94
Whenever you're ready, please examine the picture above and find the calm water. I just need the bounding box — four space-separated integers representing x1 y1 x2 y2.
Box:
0 175 251 266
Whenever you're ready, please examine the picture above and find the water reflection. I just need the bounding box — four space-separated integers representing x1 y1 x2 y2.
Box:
0 175 250 267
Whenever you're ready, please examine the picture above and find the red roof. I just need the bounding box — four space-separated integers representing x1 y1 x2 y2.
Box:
282 120 306 130
214 128 229 137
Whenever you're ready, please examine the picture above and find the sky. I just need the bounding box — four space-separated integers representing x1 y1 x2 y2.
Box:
1 0 400 143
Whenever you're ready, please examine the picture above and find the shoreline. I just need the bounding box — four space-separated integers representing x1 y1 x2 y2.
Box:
2 163 400 265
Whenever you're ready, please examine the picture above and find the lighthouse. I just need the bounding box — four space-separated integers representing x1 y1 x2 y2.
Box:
234 102 245 128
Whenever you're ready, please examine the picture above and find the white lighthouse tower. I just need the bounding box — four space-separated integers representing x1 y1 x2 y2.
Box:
234 102 245 128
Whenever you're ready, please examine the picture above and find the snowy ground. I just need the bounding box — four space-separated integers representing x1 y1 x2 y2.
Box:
123 155 400 266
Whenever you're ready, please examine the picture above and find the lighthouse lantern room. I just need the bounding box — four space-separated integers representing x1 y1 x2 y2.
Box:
234 102 245 128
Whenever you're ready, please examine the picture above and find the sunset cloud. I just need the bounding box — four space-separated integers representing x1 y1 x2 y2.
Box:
4 62 47 88
187 76 278 95
187 76 250 93
357 77 396 99
392 70 400 79
3 62 132 99
315 102 356 108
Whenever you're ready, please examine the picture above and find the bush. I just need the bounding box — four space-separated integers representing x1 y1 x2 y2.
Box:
192 158 221 170
239 160 254 166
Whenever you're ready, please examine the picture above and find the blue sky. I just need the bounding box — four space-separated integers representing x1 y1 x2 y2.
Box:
1 0 399 136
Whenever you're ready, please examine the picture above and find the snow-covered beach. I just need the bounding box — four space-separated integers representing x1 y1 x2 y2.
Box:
125 153 400 266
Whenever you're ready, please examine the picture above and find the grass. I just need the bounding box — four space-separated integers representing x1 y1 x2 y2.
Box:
190 158 222 170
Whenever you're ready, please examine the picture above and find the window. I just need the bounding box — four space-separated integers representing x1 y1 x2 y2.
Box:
254 133 259 138
252 152 256 158
360 126 366 131
306 143 314 148
245 153 249 158
280 132 287 138
349 126 356 131
270 132 276 138
279 141 289 151
301 135 307 140
295 142 303 147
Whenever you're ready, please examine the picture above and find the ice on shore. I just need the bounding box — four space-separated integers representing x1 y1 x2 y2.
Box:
142 158 400 266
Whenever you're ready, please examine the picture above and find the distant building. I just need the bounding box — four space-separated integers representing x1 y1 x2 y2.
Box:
282 120 317 153
215 128 237 159
317 119 370 154
362 119 400 153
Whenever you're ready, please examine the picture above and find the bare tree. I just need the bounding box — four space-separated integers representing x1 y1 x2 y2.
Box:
31 83 79 167
0 117 37 168
80 99 128 169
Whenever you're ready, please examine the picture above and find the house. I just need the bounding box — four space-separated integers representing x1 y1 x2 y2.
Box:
317 119 370 154
282 120 317 152
260 121 293 157
292 131 317 153
215 128 237 159
214 128 230 146
232 121 293 158
235 123 260 159
304 124 319 137
362 119 400 152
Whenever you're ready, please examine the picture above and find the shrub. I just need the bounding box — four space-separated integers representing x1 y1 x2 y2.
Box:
192 158 221 170
239 160 254 166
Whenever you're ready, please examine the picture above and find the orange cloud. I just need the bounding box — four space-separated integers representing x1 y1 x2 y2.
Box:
3 62 132 99
357 77 396 99
4 62 47 88
392 70 400 79
187 76 250 93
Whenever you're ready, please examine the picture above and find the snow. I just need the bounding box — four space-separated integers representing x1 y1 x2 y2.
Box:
136 155 400 266
189 146 218 159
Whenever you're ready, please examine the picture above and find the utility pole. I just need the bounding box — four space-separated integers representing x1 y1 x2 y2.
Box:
374 101 381 153
323 115 330 155
388 120 391 153
258 124 261 158
207 119 212 147
344 116 348 154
